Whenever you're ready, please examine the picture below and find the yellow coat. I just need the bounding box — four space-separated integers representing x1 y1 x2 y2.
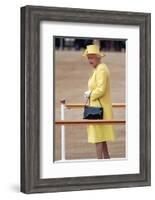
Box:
87 63 116 143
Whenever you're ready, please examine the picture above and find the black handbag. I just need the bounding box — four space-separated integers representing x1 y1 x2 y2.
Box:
83 93 104 120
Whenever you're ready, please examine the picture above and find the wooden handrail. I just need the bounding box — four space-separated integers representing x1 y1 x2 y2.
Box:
65 103 126 109
55 119 126 125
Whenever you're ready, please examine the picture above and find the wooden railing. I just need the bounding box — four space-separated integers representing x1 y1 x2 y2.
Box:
65 102 126 109
55 99 126 161
55 119 125 125
55 99 126 125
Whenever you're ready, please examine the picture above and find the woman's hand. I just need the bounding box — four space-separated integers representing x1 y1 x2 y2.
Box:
84 90 91 98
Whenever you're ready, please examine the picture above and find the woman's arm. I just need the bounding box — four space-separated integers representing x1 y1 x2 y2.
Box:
90 69 107 101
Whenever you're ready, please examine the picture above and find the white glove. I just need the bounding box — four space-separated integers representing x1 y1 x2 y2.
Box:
84 90 91 98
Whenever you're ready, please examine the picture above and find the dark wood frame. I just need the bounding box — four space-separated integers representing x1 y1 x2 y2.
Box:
20 5 151 193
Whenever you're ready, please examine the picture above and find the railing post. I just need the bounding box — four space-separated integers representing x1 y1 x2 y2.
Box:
60 99 66 161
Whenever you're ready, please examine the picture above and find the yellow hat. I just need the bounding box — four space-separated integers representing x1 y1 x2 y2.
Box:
83 44 105 57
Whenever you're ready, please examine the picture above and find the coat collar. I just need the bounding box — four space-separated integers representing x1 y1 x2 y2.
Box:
92 63 101 72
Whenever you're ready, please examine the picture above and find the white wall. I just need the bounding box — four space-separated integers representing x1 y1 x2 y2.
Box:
0 0 153 199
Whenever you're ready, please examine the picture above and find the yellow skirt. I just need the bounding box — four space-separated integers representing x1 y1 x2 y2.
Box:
87 124 116 144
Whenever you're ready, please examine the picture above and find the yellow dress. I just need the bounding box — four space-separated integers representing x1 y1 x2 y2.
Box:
87 63 116 143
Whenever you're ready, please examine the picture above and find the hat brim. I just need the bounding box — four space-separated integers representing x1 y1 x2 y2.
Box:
82 50 105 57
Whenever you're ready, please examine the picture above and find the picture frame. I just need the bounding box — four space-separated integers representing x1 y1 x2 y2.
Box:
20 5 151 193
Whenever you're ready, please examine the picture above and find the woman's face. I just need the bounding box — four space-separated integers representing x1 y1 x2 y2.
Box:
87 54 101 68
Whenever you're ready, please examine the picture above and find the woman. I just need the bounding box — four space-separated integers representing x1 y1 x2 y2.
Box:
83 44 116 159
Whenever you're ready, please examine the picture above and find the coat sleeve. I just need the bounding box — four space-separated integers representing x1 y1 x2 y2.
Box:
90 69 107 101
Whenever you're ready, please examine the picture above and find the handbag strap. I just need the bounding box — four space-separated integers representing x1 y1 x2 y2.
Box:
85 91 102 107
